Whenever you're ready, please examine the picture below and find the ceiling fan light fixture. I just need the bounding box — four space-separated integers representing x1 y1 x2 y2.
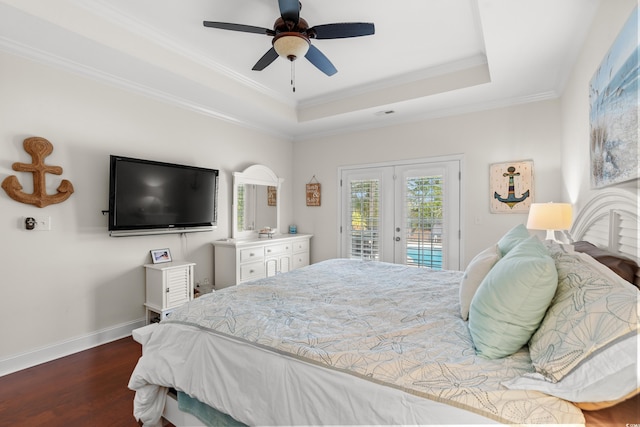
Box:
273 32 310 61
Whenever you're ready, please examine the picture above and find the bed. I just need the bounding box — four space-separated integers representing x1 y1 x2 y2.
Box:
129 190 639 426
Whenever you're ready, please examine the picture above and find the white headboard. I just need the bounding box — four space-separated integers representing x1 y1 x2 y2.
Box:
571 189 639 262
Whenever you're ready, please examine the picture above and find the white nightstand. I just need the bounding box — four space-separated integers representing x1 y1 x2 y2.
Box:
143 261 195 324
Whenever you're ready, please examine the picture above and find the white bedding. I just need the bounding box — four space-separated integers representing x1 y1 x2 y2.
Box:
129 259 585 426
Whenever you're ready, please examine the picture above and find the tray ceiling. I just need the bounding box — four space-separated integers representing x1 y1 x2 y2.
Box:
0 0 599 140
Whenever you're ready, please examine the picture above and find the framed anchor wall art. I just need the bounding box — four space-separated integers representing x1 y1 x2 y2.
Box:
1 136 74 208
489 160 534 213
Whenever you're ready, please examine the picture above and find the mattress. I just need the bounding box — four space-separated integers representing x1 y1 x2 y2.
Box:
129 259 585 426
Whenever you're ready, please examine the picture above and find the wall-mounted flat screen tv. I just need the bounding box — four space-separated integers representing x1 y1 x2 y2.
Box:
108 155 219 236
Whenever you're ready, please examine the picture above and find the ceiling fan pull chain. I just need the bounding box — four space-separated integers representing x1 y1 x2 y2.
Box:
291 60 296 92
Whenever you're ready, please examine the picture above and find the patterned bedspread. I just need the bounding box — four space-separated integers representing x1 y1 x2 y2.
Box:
163 259 584 425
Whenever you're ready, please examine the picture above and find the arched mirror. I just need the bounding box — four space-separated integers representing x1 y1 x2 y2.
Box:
232 165 283 239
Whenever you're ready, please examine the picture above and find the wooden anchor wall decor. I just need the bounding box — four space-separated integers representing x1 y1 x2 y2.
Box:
2 137 74 208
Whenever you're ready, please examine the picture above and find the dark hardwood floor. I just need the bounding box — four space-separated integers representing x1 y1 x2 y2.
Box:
0 337 145 427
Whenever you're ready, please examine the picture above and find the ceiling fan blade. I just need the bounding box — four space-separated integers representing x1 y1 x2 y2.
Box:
252 47 280 71
309 23 375 39
203 21 275 36
305 45 337 76
278 0 300 24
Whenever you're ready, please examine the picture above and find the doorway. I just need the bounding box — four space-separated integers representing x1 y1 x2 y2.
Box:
339 158 461 270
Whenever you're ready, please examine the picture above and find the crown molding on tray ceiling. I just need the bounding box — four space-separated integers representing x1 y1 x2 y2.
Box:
72 0 294 107
1 31 561 144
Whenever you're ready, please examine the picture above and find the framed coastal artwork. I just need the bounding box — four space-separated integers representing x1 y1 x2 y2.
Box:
490 160 534 213
589 6 638 188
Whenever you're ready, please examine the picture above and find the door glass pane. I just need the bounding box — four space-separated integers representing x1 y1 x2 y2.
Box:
349 179 380 261
405 175 443 269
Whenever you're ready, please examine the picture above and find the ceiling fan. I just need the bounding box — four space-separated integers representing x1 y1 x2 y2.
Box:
203 0 375 89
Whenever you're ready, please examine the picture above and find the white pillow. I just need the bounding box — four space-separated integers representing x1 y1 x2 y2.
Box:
459 244 501 320
503 334 638 404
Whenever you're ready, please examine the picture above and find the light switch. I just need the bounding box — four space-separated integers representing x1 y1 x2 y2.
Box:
24 216 51 231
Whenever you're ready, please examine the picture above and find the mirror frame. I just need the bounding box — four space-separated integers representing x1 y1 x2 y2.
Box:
232 164 283 239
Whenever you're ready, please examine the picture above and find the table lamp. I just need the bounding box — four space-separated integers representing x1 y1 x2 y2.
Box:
526 202 573 241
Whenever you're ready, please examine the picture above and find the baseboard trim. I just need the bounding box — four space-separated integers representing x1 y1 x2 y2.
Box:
0 318 146 377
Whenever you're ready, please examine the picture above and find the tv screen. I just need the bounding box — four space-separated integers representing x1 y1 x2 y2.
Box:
108 155 219 236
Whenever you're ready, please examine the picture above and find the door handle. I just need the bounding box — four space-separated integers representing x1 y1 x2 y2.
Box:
395 236 401 242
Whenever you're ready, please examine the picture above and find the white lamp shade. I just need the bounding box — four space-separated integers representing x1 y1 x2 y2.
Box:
273 33 310 60
526 203 573 231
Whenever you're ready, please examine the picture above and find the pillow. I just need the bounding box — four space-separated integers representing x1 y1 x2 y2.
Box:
459 244 501 320
528 248 640 383
468 236 557 359
503 334 638 407
542 239 576 255
573 240 639 286
497 224 530 256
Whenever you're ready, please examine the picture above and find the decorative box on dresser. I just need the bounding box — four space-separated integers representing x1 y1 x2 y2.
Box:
213 234 312 288
143 261 195 324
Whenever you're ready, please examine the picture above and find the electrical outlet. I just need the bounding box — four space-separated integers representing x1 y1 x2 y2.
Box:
203 278 210 286
27 216 51 231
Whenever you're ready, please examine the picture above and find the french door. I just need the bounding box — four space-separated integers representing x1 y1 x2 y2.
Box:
339 159 460 270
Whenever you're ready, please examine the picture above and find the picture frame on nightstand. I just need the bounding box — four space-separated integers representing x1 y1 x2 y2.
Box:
150 248 172 264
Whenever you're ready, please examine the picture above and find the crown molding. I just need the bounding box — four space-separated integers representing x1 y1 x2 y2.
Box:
293 90 560 142
72 0 294 108
0 35 292 141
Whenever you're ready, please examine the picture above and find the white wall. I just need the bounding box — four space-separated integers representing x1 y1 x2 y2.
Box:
0 52 293 365
292 0 639 267
2 0 636 373
560 0 638 211
293 100 564 266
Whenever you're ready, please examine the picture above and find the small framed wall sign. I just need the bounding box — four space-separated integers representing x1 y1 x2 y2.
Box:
267 186 277 206
306 176 321 206
150 248 172 264
490 160 534 213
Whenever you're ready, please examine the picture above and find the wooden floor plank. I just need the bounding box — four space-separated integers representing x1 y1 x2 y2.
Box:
0 337 142 427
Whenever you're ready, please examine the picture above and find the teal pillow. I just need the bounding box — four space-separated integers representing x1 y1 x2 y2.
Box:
468 236 558 359
497 224 530 256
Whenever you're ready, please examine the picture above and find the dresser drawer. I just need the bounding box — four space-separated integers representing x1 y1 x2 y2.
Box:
240 262 266 282
264 243 290 257
292 253 309 269
292 239 309 253
240 247 264 263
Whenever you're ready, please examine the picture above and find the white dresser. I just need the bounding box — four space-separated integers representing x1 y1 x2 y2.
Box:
213 234 312 288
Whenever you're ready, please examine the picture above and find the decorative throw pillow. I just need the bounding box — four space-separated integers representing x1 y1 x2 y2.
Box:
468 236 557 359
459 244 501 320
528 248 640 382
496 224 530 256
